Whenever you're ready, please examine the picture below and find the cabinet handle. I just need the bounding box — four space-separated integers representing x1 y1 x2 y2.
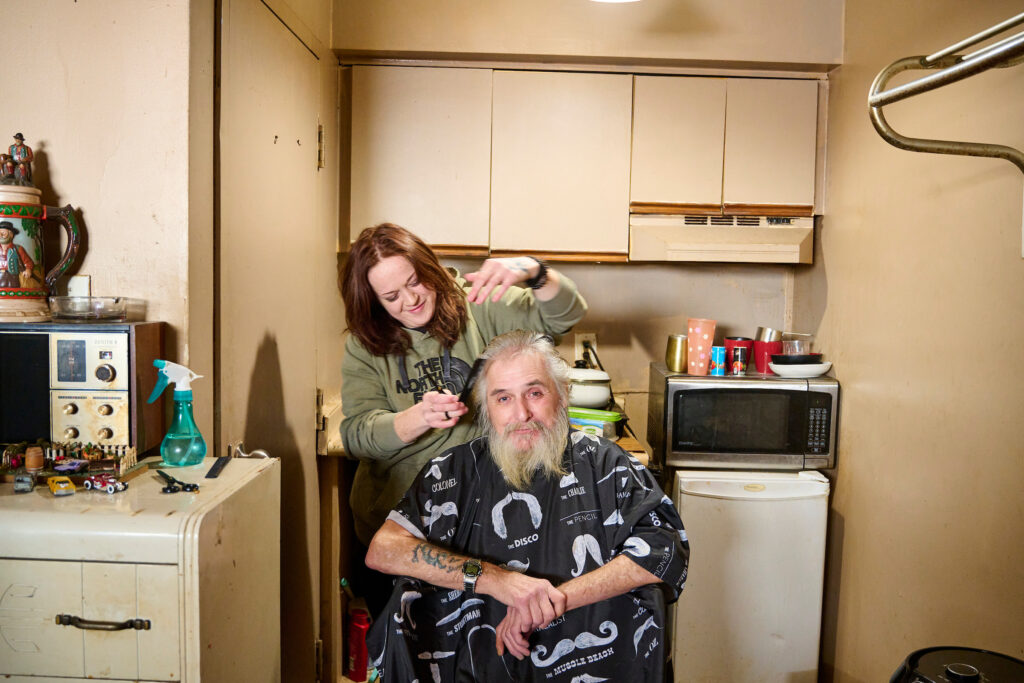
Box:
55 614 151 631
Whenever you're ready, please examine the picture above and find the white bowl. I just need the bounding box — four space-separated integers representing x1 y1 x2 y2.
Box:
768 361 832 378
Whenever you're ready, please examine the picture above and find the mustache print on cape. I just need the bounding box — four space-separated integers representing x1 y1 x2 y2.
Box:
501 558 530 572
633 614 661 654
530 621 618 667
435 597 484 626
571 675 610 683
623 536 651 558
491 491 543 539
421 500 458 530
468 624 515 680
394 589 423 629
416 649 455 683
596 465 651 491
424 452 453 480
570 533 605 577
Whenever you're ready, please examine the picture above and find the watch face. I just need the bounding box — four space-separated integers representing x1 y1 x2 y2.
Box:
463 560 482 577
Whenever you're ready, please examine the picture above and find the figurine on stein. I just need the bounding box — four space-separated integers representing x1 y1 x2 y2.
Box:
0 132 81 322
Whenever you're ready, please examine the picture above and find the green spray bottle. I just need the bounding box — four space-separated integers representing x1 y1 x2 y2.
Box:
147 360 207 467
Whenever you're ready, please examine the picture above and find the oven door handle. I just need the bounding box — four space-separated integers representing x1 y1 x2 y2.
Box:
55 613 151 631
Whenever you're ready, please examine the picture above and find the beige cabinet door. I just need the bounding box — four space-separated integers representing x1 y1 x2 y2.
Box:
723 78 819 212
491 70 632 254
351 66 493 247
219 2 323 680
630 76 727 211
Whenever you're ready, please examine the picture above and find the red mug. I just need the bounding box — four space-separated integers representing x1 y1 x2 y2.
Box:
724 337 753 369
753 340 783 374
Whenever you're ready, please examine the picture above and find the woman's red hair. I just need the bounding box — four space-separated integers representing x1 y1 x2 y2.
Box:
341 224 467 356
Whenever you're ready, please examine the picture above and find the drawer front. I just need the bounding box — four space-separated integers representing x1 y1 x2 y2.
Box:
0 560 84 677
82 563 180 681
0 560 180 681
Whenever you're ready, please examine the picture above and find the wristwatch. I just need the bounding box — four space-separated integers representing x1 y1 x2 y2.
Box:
524 257 549 290
462 558 483 594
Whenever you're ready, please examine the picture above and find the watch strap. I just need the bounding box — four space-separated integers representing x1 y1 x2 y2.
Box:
462 558 483 593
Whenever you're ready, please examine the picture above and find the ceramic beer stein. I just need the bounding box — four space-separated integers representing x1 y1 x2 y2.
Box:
0 185 81 321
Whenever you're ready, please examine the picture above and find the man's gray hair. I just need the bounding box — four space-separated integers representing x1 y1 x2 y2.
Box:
473 330 570 419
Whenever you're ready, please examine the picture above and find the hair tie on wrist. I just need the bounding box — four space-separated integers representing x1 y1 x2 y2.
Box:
524 257 549 289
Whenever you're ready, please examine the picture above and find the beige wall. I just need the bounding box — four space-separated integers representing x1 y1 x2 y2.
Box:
333 0 843 68
1 0 215 438
446 258 792 442
796 1 1024 679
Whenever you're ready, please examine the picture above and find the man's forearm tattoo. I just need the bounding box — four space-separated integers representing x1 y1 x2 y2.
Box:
411 543 464 573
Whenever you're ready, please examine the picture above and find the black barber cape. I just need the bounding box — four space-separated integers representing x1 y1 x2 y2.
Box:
368 430 689 682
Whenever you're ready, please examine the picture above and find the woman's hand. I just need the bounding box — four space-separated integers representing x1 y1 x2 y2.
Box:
393 390 468 443
464 257 538 304
419 390 467 429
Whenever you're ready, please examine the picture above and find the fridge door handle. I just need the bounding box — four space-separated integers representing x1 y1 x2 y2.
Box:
55 613 152 631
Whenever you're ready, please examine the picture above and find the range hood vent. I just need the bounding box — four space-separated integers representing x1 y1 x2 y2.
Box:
629 214 815 264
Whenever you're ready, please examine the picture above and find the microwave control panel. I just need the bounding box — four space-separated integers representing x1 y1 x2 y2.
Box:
806 391 833 455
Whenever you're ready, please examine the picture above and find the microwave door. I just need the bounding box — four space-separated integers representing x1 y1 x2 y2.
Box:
668 387 808 470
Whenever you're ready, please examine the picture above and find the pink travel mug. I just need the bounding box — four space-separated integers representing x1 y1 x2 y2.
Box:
686 318 716 375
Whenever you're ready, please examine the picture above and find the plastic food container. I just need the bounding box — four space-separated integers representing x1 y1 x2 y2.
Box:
568 407 623 441
49 296 127 321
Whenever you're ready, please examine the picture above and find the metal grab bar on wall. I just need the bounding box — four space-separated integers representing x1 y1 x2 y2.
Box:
868 12 1024 255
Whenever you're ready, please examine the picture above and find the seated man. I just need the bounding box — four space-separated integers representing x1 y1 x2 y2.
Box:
365 330 689 682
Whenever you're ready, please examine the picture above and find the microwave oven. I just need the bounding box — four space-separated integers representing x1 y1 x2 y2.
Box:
0 321 165 450
647 362 839 471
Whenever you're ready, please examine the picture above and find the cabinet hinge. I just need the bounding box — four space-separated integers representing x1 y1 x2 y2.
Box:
317 123 325 170
315 389 328 456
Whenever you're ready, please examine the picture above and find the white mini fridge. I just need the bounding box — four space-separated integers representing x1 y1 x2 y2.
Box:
672 470 829 683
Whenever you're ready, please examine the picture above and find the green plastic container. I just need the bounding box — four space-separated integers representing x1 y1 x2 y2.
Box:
568 407 623 441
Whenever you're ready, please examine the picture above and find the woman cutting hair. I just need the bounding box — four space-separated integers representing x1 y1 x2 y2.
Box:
340 224 587 555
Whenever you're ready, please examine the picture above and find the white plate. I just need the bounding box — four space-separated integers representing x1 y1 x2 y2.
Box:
768 361 832 378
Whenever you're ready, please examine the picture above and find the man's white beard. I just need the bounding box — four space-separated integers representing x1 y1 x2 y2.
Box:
488 411 569 491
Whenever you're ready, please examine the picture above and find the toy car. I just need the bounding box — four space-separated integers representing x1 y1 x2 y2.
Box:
54 459 90 473
13 473 35 493
83 473 128 494
47 476 75 496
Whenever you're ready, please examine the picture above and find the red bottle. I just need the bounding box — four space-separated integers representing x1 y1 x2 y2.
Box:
347 608 370 682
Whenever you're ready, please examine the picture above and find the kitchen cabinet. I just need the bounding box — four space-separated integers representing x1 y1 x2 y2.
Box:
0 458 280 682
350 65 493 250
722 78 819 213
489 70 633 257
630 76 727 212
630 76 819 216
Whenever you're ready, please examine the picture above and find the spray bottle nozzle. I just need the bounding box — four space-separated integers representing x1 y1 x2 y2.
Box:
148 360 203 403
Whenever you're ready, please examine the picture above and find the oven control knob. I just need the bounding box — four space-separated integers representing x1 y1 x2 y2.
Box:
62 403 78 415
97 404 114 416
95 364 117 382
98 428 114 440
63 427 80 440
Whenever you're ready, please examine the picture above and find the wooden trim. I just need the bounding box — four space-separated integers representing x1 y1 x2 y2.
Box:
630 202 723 216
335 53 835 79
490 249 629 263
431 245 490 258
723 203 814 217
